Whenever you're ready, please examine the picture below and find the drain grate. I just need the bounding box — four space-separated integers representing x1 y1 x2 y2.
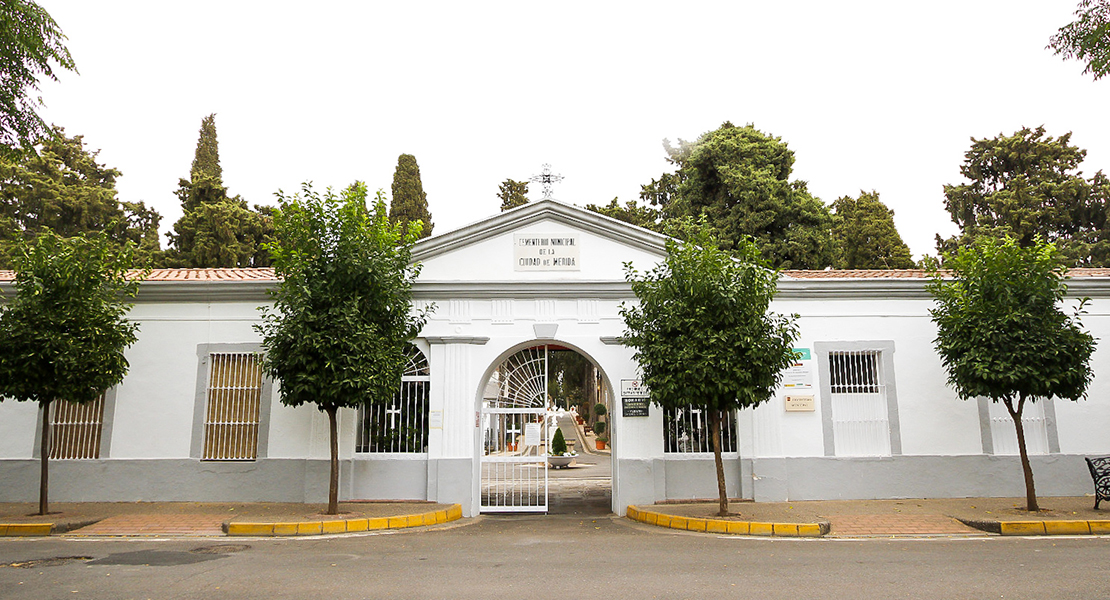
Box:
190 544 251 554
2 556 93 569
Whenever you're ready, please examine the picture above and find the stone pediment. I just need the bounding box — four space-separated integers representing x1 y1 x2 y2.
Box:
411 200 668 292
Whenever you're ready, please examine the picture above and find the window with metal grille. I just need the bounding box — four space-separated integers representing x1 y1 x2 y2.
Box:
202 353 263 461
49 393 106 460
663 405 737 453
356 345 430 453
828 350 891 456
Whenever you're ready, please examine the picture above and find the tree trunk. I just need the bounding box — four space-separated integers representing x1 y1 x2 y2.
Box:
709 409 728 517
1004 395 1039 512
326 405 339 515
39 400 51 516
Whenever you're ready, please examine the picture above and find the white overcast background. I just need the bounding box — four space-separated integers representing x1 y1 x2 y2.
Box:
34 1 1110 261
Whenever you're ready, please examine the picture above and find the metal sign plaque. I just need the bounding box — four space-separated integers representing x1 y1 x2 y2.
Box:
622 397 650 417
621 379 650 417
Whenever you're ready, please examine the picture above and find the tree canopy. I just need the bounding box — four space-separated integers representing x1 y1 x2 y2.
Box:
622 221 798 515
165 114 272 267
641 122 835 269
389 153 433 238
497 178 529 211
1049 0 1110 80
929 237 1095 511
585 197 662 232
0 231 141 514
0 127 161 268
936 126 1110 267
0 0 77 156
257 182 428 514
831 191 915 269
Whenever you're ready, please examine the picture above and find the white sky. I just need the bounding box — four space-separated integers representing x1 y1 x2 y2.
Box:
35 1 1109 261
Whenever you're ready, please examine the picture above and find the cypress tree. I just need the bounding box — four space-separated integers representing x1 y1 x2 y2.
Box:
190 114 222 182
166 114 272 267
389 154 433 238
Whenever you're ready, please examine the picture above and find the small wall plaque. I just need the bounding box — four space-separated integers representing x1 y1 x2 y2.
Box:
784 395 815 412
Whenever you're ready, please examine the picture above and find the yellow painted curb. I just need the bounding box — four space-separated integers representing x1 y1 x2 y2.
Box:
1043 520 1090 535
626 506 824 537
1089 521 1110 534
0 523 52 536
226 504 463 537
999 521 1046 536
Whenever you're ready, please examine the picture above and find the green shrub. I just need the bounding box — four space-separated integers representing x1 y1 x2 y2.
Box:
551 427 568 456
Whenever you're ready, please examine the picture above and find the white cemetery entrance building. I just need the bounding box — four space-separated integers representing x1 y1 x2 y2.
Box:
2 199 1109 515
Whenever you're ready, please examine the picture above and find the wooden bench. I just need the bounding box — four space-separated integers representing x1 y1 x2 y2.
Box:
1087 456 1110 510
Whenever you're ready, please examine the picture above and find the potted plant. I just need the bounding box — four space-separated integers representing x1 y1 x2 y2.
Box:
593 403 608 449
548 427 576 468
593 420 607 450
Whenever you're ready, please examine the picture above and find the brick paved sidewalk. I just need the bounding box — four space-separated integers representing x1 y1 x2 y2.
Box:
65 514 226 537
826 514 978 537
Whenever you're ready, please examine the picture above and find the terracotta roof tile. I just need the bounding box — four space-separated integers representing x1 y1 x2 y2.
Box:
4 267 1110 284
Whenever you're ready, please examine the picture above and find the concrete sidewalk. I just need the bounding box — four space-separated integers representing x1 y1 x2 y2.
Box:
2 496 1107 538
637 496 1110 537
0 501 459 537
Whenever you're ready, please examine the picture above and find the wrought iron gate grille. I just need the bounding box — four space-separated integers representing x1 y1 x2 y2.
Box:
480 346 551 512
357 344 430 453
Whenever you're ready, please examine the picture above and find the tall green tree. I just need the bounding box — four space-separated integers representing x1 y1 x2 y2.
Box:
0 0 77 156
257 182 429 515
389 154 433 238
929 237 1095 512
0 232 141 515
622 221 798 516
585 197 662 232
1049 0 1110 80
497 178 529 211
831 191 915 269
0 127 161 268
166 114 272 267
936 126 1110 267
642 122 835 269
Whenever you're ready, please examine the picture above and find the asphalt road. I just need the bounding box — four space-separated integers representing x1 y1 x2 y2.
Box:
2 514 1108 600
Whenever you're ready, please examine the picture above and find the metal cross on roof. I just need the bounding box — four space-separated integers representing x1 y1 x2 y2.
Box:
528 163 564 200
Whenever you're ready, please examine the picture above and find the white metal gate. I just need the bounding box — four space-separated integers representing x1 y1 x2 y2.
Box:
480 346 551 512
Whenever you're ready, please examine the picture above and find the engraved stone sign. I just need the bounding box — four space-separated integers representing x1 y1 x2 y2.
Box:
514 233 580 271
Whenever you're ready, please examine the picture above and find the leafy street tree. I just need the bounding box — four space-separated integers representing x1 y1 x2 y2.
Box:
641 122 835 269
929 237 1095 512
0 0 77 156
389 154 433 238
257 182 429 515
0 232 141 515
831 191 915 269
497 178 529 211
0 127 162 268
166 114 272 267
585 198 663 232
622 221 798 516
936 126 1110 267
1049 0 1110 80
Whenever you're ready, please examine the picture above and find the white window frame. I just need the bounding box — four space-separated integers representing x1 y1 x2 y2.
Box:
190 343 272 461
816 341 902 457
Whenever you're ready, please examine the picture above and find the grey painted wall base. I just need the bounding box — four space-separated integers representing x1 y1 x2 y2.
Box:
0 459 335 503
349 458 428 500
616 456 742 514
429 458 473 516
617 454 1097 508
752 454 1097 502
2 454 1095 507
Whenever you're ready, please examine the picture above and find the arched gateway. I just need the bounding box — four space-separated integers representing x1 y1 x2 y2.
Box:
409 200 665 516
476 342 614 513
